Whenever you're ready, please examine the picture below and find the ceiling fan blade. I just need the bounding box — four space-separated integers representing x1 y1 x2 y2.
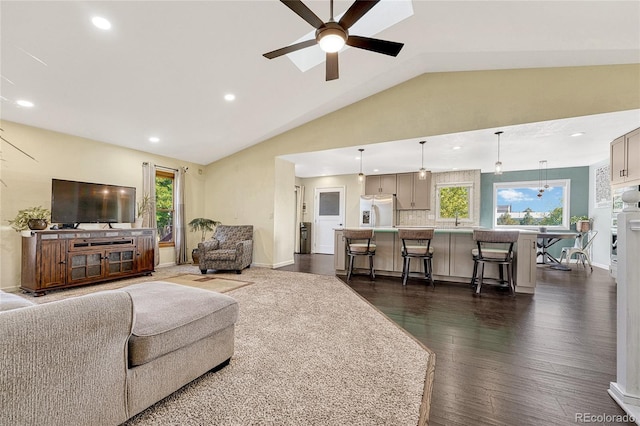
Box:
326 52 339 81
281 0 325 29
338 0 380 30
263 39 317 59
346 35 404 57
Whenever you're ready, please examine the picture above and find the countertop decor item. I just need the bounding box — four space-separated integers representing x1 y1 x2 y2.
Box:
8 206 51 231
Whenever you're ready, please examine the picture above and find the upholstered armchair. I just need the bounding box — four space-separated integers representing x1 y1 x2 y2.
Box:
198 225 253 274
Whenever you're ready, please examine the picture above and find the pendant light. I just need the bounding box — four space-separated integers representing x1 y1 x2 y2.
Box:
418 140 427 180
494 131 503 175
358 148 365 182
537 160 548 198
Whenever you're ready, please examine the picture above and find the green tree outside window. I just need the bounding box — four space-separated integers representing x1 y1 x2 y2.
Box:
155 173 174 244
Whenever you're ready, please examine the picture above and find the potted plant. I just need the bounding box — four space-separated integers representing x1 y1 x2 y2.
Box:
134 194 152 228
189 218 221 264
8 206 51 234
570 215 592 232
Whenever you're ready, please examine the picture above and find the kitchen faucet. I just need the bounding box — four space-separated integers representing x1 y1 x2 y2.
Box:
455 212 459 227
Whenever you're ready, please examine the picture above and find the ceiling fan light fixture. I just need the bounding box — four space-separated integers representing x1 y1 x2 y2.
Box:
316 25 347 53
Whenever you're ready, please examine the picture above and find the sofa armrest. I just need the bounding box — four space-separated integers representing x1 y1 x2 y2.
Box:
0 291 134 425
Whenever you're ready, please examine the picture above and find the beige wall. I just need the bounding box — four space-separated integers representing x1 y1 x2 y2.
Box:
0 121 206 290
204 65 640 267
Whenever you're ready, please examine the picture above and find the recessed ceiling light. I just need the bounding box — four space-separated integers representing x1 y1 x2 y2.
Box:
373 169 380 172
224 94 235 101
452 146 461 150
149 137 160 143
571 132 585 137
16 99 34 107
92 16 111 30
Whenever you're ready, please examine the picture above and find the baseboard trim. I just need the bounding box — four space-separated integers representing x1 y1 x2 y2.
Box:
2 285 21 293
608 382 640 424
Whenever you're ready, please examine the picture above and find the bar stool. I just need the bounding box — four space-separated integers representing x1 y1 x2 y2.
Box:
398 228 435 287
343 229 376 281
470 229 519 295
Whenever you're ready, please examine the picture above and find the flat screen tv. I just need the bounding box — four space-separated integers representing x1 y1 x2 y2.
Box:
51 179 136 226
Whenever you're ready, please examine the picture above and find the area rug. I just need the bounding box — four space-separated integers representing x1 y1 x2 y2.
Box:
161 274 252 293
13 265 434 425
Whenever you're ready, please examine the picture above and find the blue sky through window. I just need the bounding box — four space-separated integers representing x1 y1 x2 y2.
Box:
497 186 563 214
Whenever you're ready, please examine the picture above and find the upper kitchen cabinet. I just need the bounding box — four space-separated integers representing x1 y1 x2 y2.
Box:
396 172 431 210
365 174 397 195
611 127 640 188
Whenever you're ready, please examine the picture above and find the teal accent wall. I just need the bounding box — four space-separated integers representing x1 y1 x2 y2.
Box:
480 166 590 257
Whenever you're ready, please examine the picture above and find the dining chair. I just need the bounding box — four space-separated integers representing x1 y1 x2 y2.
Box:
559 230 598 271
343 229 376 281
470 229 519 295
398 228 435 287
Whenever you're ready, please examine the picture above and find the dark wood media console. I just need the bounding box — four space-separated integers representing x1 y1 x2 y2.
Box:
21 228 156 296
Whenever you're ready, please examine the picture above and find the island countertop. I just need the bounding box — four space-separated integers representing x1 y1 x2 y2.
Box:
334 228 537 293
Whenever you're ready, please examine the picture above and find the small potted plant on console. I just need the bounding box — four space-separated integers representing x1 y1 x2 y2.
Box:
8 206 52 235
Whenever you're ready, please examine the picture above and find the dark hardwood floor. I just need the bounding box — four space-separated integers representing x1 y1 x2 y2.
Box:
278 254 633 425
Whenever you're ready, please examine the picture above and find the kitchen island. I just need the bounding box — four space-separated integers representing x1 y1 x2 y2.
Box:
334 228 538 294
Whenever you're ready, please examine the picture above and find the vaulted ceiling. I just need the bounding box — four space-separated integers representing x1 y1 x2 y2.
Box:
2 1 639 174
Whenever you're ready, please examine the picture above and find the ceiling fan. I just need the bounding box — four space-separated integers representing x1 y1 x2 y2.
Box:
263 0 404 81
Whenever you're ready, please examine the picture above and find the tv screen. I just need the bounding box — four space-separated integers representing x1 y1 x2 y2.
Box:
51 179 136 225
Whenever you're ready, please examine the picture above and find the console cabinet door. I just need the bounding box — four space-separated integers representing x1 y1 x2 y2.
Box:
68 251 104 284
105 248 136 277
136 235 156 273
39 239 67 288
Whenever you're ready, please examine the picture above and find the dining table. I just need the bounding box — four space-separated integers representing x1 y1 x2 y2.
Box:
536 230 580 267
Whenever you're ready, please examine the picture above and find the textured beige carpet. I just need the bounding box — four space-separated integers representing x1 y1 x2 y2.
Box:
18 265 434 425
161 274 252 293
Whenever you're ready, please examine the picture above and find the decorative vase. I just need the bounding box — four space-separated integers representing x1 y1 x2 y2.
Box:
192 248 200 265
575 220 590 232
27 219 48 230
132 217 144 228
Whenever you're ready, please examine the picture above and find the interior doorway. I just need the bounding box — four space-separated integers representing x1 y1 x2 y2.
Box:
314 187 345 254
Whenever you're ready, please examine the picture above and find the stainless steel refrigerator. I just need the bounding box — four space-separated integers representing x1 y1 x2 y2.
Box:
359 194 395 228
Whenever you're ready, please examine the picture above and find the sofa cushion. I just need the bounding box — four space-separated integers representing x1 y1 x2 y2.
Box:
122 281 239 367
0 291 36 312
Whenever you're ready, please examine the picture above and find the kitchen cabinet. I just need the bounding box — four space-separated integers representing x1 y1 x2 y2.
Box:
396 172 431 210
365 174 397 195
354 232 395 272
611 127 640 188
449 233 476 278
334 230 346 270
515 233 537 293
21 228 156 296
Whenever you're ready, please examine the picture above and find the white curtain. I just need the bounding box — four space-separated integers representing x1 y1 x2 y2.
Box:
295 185 305 253
174 167 188 264
142 162 160 266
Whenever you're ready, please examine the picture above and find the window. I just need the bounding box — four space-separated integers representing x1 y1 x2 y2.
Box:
493 179 570 229
436 182 473 223
155 170 175 246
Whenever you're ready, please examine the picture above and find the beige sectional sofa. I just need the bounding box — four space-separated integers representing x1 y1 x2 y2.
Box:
0 281 239 425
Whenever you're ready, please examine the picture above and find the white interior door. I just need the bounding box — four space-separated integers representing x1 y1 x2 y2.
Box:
314 187 345 254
